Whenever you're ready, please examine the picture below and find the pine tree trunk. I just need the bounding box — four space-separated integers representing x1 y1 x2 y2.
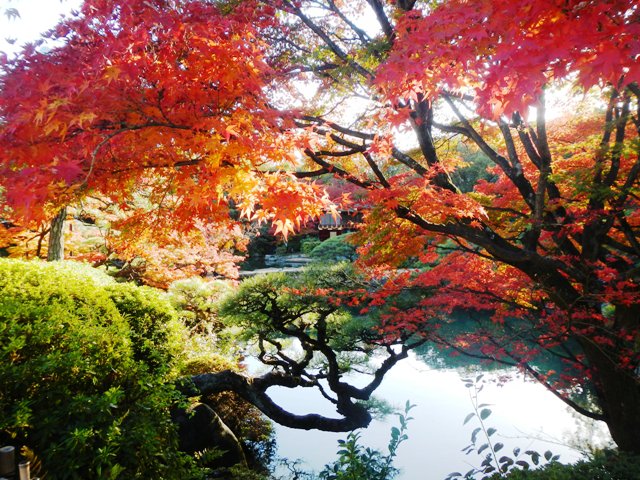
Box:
47 207 66 261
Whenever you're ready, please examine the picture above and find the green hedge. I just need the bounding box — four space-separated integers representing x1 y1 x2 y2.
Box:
0 259 198 479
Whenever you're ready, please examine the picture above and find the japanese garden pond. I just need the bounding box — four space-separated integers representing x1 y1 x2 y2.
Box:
264 352 613 479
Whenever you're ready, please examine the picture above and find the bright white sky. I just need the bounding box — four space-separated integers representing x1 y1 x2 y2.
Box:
0 0 82 56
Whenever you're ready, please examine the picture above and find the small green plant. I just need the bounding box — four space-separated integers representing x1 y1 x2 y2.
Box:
318 401 414 480
446 374 559 479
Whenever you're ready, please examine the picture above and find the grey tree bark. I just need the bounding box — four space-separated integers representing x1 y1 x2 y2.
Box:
47 207 66 261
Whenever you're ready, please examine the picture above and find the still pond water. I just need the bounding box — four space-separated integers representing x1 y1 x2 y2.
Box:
266 353 612 479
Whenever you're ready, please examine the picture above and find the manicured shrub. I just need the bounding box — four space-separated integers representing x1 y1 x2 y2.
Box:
309 234 357 263
300 237 322 255
106 281 185 374
0 259 199 479
167 277 232 332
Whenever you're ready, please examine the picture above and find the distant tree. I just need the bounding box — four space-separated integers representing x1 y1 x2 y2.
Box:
309 234 358 262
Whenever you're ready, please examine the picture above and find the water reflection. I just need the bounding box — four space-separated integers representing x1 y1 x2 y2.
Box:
269 354 612 479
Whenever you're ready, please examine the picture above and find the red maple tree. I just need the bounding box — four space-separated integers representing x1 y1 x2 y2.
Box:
0 0 330 258
276 0 640 452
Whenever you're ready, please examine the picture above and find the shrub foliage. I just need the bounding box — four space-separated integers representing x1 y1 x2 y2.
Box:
0 259 196 479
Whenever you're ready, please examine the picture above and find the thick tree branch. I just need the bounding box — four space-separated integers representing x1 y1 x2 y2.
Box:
443 94 536 207
303 148 374 188
604 92 631 187
282 0 373 80
363 151 390 188
180 370 372 431
298 116 376 140
394 206 582 308
391 147 429 177
365 0 394 39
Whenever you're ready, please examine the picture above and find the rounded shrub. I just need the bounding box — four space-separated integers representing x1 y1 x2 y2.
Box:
0 259 198 479
300 237 322 255
167 277 232 333
309 234 357 263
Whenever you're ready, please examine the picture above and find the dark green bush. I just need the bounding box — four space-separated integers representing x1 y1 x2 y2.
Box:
105 281 184 374
0 259 198 479
490 450 640 480
309 234 357 263
300 237 322 255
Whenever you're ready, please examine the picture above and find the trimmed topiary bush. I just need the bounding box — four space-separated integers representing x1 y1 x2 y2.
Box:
309 234 357 263
300 237 322 255
0 259 199 479
167 277 232 333
106 281 185 374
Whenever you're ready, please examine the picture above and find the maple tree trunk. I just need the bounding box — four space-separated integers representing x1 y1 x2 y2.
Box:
46 207 66 261
580 304 640 454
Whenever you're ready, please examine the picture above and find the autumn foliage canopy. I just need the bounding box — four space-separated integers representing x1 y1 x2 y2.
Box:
0 0 330 282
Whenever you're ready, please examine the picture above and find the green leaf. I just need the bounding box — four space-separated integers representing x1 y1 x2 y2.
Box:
479 408 492 420
500 456 514 467
463 412 476 425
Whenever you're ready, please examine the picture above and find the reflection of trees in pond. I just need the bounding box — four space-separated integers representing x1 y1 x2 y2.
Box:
411 310 601 416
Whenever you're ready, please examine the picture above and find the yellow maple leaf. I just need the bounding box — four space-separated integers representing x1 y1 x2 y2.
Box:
103 65 122 84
